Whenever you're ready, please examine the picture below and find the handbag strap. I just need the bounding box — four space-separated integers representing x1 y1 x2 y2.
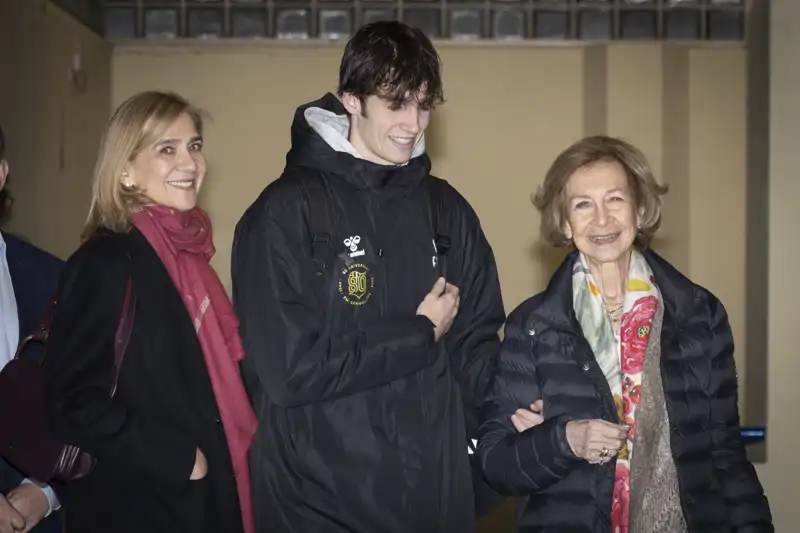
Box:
14 234 136 398
110 270 135 396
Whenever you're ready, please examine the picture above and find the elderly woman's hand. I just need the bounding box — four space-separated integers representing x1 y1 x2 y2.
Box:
511 399 544 433
565 419 629 464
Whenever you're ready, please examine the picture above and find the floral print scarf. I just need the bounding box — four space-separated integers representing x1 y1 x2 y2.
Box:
572 250 660 533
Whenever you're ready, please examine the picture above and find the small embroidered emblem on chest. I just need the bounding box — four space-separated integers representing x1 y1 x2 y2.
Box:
338 262 375 306
343 236 365 258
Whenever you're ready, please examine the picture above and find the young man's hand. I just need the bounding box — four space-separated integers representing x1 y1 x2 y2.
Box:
417 277 460 341
511 399 545 433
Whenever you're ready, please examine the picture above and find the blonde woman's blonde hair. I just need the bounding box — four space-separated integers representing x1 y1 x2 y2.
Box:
82 91 206 240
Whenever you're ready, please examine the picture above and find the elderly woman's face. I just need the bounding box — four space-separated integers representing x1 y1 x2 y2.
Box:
563 160 638 265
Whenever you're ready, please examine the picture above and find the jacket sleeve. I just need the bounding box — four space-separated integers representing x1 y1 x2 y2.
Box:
231 200 439 409
705 297 773 532
44 239 196 486
442 197 504 437
477 307 581 496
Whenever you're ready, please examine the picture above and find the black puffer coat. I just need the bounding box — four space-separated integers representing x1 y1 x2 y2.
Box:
478 249 772 532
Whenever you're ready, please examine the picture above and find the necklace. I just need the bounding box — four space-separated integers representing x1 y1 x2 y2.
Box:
607 301 624 323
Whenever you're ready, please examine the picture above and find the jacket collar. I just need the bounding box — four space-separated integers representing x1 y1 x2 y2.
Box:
530 248 700 333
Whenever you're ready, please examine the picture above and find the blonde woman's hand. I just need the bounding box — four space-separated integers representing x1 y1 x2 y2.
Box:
190 447 208 480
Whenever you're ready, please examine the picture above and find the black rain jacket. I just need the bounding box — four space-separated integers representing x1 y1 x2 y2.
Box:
232 93 505 533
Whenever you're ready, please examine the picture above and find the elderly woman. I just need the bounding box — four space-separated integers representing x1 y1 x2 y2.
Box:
477 135 772 532
42 91 256 533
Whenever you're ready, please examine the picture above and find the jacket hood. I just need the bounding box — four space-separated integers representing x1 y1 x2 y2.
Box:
285 93 431 190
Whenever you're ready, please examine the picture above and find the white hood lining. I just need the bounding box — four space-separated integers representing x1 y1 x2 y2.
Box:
303 106 426 165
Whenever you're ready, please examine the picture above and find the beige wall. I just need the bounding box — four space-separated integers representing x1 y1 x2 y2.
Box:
755 0 800 528
0 0 111 258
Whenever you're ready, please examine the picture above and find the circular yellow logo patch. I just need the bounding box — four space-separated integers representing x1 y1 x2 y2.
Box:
338 263 375 306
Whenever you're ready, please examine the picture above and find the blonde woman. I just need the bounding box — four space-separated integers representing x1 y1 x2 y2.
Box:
43 91 256 533
477 136 771 532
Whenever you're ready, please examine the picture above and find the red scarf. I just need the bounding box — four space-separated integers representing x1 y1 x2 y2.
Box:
131 205 256 533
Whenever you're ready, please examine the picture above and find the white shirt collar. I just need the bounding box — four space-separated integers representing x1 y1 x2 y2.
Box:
0 231 19 370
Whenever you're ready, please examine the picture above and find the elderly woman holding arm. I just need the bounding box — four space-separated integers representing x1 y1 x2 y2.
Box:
477 135 772 532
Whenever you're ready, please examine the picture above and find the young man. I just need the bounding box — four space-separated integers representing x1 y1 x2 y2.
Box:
0 123 63 533
232 21 505 533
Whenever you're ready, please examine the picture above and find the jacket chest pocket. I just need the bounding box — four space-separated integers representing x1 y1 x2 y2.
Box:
375 237 442 313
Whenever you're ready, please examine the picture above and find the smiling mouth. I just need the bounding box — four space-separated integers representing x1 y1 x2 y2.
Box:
389 135 415 148
167 179 195 190
588 233 620 244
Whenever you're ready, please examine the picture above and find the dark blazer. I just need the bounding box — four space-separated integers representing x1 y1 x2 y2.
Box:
478 249 772 533
0 231 62 533
42 229 243 533
4 232 63 341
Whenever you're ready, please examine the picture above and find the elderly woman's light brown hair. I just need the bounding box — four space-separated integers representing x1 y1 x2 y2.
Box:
81 90 207 240
532 135 668 249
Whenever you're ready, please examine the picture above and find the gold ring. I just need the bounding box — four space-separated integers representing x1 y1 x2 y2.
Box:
600 447 609 458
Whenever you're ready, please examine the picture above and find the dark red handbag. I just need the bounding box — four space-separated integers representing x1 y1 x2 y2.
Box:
0 258 135 483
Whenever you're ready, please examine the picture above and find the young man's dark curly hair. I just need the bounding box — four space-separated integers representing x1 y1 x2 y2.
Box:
337 21 445 113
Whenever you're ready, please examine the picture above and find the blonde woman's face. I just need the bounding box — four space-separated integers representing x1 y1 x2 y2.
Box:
563 160 639 264
126 113 206 212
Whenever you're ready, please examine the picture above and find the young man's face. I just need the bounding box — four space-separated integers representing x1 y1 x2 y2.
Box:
342 93 431 166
